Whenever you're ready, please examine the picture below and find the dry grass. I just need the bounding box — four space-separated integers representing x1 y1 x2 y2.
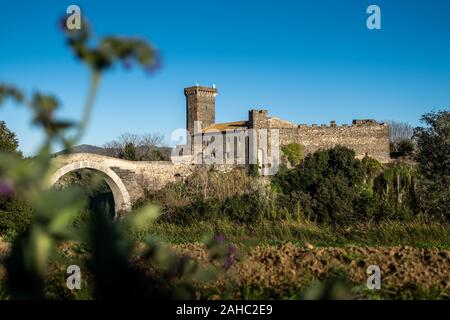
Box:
136 218 450 249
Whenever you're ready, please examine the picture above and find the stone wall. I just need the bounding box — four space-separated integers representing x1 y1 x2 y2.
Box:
50 153 195 213
277 123 390 162
250 110 390 163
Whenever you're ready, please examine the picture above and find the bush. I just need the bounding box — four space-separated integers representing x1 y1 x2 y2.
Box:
124 143 136 161
137 167 283 225
390 138 415 156
397 139 415 154
281 143 303 167
0 197 33 234
272 146 423 226
413 110 450 222
272 146 366 226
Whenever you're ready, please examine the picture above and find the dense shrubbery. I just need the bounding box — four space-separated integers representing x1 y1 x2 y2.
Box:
272 146 430 225
392 139 415 154
138 168 285 225
413 110 450 222
145 132 448 227
0 121 33 234
0 197 33 234
281 143 303 167
273 146 368 225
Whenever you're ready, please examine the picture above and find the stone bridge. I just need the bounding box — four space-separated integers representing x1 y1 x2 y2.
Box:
49 153 194 216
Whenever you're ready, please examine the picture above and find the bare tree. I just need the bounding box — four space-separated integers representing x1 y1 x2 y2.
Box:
103 140 122 158
118 133 140 146
103 132 166 160
140 133 164 147
388 121 414 143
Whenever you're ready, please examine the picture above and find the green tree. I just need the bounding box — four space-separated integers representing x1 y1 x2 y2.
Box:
413 110 450 221
0 197 33 234
273 146 366 225
281 143 303 167
0 122 32 233
372 163 417 220
124 142 136 161
0 121 22 157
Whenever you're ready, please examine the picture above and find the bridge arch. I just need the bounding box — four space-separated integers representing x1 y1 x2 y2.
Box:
50 160 132 216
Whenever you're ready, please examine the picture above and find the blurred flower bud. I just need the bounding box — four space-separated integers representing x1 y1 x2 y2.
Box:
0 179 14 197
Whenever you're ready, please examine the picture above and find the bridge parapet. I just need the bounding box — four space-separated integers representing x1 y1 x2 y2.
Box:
50 153 195 215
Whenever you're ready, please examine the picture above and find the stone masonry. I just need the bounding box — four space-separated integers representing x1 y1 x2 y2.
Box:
50 85 390 214
50 153 194 216
182 85 390 164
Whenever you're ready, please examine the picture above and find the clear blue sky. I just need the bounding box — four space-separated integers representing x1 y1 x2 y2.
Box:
1 0 449 155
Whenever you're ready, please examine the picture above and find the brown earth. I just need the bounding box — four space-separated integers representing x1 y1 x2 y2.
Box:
1 238 449 299
170 243 450 297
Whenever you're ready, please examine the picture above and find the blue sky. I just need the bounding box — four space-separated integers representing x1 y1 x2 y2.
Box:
1 0 449 155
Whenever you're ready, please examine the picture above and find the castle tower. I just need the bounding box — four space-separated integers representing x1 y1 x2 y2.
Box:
184 85 217 135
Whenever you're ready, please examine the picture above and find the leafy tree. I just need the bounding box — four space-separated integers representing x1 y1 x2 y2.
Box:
361 156 383 183
396 139 415 154
373 163 417 220
281 143 303 167
273 146 365 225
0 198 33 234
0 121 22 157
413 110 450 221
0 121 32 233
124 142 136 161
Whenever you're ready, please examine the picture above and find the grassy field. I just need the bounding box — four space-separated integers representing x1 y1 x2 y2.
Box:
1 218 449 300
133 218 450 249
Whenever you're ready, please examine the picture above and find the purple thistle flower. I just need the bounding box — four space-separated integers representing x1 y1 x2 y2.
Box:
228 244 237 255
214 234 226 244
0 179 14 197
223 244 237 271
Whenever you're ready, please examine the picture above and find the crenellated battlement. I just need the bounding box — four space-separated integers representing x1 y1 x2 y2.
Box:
184 86 218 97
182 86 391 164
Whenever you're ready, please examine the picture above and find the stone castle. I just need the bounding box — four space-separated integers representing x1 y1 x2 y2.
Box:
178 85 390 165
50 85 390 215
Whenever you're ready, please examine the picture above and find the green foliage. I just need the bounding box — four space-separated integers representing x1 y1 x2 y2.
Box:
281 143 303 167
0 16 186 300
249 163 259 177
0 197 33 234
372 163 417 219
273 146 365 225
361 156 383 182
137 218 450 249
0 13 448 301
55 170 116 222
140 168 282 225
397 139 415 154
64 20 158 73
272 146 430 225
0 121 22 157
273 146 365 194
124 143 136 161
0 122 32 233
413 110 450 222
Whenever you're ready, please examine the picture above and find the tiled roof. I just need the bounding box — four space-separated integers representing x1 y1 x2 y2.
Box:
203 121 248 132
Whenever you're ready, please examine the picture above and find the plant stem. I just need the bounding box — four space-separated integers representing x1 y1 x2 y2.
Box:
73 70 101 144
